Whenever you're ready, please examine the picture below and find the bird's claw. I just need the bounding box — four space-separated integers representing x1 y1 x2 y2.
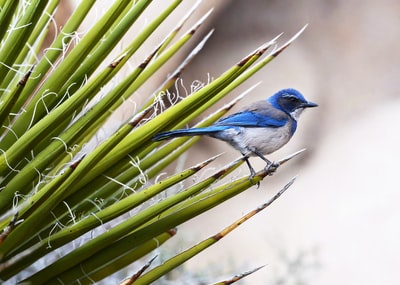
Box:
249 170 261 188
265 161 280 175
248 162 279 188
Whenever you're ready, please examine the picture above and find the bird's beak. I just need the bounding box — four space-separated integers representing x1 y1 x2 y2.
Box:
303 101 318 108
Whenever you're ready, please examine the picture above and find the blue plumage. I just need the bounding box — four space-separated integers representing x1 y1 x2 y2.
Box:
154 88 317 177
214 111 287 128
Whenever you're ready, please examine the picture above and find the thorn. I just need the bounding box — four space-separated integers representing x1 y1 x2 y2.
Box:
180 29 214 70
279 176 297 194
193 153 223 171
160 29 214 86
223 82 262 112
238 33 282 67
175 0 203 32
189 8 214 35
255 176 297 210
278 148 306 165
139 32 169 68
218 265 265 284
271 24 308 57
122 255 158 284
212 177 296 242
258 32 283 54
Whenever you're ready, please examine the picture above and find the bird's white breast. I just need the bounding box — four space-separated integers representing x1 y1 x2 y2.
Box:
217 126 292 156
241 126 292 154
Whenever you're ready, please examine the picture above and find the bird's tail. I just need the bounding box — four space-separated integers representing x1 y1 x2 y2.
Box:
153 126 227 141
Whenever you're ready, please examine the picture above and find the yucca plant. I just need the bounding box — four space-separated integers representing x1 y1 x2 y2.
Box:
0 1 307 284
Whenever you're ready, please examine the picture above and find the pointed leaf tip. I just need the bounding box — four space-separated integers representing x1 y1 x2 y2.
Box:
278 148 306 165
128 105 153 127
194 153 223 171
189 8 214 35
18 65 35 86
238 32 283 67
227 82 262 105
237 50 258 67
258 32 283 54
212 156 243 179
109 53 126 68
271 25 308 57
122 255 158 284
175 0 203 32
221 265 265 284
275 176 297 198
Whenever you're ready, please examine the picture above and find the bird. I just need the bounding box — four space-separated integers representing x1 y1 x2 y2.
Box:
153 88 318 177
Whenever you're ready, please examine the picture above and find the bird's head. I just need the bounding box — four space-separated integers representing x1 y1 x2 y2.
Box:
268 88 318 120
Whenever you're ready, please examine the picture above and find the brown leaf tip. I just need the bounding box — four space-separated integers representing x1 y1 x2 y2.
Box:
167 228 177 236
237 52 254 67
70 155 85 169
109 54 126 68
18 66 35 86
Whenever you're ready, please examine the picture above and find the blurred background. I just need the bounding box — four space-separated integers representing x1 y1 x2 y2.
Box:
66 0 400 283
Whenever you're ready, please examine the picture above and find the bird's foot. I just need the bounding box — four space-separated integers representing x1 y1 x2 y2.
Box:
265 161 280 175
249 171 255 179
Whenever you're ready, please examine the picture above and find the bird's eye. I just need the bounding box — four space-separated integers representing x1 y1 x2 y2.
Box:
286 96 298 102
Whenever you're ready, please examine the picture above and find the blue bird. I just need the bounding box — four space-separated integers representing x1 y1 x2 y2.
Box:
154 88 318 177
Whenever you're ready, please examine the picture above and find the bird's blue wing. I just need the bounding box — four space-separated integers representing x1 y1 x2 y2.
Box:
214 111 287 128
